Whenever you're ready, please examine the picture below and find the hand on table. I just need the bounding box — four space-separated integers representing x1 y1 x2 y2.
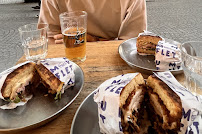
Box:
53 34 63 44
53 33 109 44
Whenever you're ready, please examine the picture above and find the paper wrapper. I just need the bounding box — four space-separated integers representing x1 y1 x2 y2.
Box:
0 57 75 109
94 72 202 134
94 73 139 134
154 71 202 134
0 61 33 109
155 41 182 71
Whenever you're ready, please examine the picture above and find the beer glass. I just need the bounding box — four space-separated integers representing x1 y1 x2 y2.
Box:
180 41 202 95
60 11 87 62
18 23 48 62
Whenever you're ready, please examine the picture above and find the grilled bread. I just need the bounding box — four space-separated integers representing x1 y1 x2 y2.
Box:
146 75 182 133
1 62 38 102
136 35 162 55
120 73 146 133
35 63 64 94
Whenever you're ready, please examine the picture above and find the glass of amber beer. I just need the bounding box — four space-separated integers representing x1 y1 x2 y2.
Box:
60 11 87 62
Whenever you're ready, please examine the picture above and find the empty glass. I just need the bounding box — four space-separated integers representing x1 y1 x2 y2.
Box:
18 23 48 62
180 41 202 95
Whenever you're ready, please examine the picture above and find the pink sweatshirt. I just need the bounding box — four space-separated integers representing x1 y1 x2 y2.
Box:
38 0 147 40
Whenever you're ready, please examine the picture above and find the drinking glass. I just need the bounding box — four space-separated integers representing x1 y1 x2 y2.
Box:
180 41 202 95
18 23 48 62
60 11 87 62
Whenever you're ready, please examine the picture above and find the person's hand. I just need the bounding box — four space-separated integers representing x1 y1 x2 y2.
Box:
53 34 63 44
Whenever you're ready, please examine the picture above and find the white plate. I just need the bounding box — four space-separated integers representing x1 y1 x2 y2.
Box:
0 61 84 132
118 37 183 75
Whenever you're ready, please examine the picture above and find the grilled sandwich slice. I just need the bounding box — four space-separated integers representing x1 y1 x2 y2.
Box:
136 35 162 55
1 62 38 102
120 73 146 133
35 63 64 96
146 75 182 133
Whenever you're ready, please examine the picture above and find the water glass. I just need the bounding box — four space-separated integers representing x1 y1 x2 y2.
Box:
180 41 202 95
60 11 87 62
18 23 48 62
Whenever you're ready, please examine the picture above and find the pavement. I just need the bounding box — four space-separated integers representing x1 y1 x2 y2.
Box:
0 0 201 72
0 3 38 72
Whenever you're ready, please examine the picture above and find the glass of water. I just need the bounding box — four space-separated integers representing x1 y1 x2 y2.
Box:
180 41 202 95
18 23 48 62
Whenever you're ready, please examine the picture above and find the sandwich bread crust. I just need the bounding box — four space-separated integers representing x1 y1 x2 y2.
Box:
146 75 182 133
136 35 162 55
35 63 64 94
1 62 36 101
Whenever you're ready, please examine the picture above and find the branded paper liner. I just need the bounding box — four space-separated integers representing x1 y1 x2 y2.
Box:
94 73 139 134
155 41 182 71
40 57 75 93
0 57 75 109
94 72 202 134
154 71 202 134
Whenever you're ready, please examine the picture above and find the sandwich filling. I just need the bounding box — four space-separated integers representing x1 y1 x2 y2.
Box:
10 73 34 102
121 87 145 133
35 63 64 97
1 62 37 103
119 73 146 133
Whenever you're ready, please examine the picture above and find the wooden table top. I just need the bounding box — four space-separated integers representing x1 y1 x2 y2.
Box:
10 39 184 134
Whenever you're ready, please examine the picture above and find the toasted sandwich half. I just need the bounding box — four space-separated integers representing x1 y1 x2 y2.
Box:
120 73 146 133
35 63 64 99
1 62 39 103
136 35 162 55
146 75 182 133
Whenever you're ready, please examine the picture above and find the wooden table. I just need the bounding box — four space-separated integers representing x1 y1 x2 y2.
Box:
10 40 184 134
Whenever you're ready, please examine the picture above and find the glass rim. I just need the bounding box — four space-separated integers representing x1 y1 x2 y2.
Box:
18 23 48 33
180 41 202 60
59 11 87 19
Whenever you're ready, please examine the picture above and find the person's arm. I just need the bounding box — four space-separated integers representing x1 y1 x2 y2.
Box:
118 0 147 40
38 0 61 38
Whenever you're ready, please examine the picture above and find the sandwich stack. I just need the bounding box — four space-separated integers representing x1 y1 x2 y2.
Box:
94 72 202 134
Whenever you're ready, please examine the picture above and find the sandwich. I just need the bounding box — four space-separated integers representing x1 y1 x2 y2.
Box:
136 35 162 55
1 62 65 103
94 73 183 134
146 75 182 133
35 63 64 99
1 62 40 103
120 73 146 133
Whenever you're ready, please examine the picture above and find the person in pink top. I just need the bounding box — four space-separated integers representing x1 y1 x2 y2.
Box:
38 0 147 43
